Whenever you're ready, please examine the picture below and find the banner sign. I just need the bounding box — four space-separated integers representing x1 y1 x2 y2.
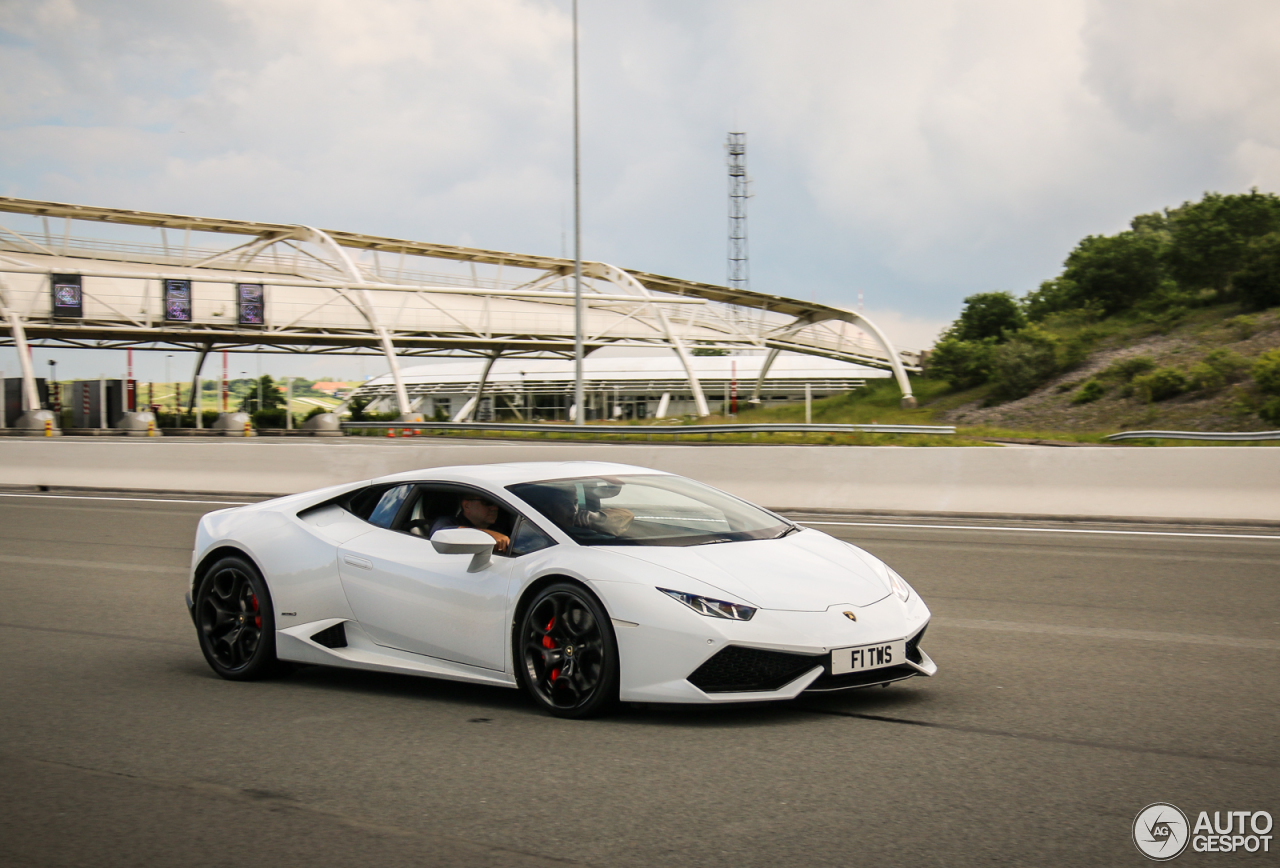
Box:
51 274 83 318
236 283 265 325
164 279 193 322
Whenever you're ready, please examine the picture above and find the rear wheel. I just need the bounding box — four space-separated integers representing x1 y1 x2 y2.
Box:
194 555 279 681
516 582 618 719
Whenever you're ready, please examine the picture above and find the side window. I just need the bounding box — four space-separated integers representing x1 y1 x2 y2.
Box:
508 518 555 557
367 484 413 529
345 485 387 521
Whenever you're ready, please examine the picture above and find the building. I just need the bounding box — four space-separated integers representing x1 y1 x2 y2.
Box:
353 351 888 421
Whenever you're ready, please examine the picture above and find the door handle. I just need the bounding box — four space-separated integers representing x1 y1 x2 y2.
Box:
343 554 372 571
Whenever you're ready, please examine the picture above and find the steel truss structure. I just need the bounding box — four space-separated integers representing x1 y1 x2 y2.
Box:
0 197 920 417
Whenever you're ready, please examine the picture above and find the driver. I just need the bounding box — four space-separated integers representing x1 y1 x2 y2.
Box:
430 494 511 552
527 486 635 535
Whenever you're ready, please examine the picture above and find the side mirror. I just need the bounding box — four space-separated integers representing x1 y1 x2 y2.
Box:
430 527 495 572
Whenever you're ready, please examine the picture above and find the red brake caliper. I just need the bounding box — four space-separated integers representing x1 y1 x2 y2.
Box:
251 594 261 628
542 617 559 681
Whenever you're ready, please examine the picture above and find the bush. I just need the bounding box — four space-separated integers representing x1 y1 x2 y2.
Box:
1260 397 1280 425
1186 362 1224 393
927 337 996 390
303 405 330 421
1225 314 1260 340
1071 379 1106 404
252 408 289 429
1254 349 1280 395
1186 349 1249 392
1103 355 1156 381
1133 367 1188 402
1058 328 1102 372
988 326 1060 402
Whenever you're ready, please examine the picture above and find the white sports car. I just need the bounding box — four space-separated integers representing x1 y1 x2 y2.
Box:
187 461 935 718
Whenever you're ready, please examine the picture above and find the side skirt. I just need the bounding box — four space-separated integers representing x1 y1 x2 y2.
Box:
276 618 518 689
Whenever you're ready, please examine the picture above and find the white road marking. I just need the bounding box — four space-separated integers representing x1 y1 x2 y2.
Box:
934 617 1280 651
4 554 179 574
0 493 252 506
800 520 1280 541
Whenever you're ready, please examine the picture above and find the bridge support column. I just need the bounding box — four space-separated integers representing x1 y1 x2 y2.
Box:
845 312 915 408
750 347 781 404
187 343 211 418
454 350 501 422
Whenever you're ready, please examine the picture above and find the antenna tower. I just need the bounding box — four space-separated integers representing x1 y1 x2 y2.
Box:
726 132 749 292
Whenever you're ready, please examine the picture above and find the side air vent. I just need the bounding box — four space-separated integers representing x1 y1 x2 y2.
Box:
310 622 348 649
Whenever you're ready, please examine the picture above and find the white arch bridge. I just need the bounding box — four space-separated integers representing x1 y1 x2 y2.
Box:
0 197 920 418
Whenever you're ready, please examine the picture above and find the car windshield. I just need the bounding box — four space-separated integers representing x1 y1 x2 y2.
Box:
507 474 792 547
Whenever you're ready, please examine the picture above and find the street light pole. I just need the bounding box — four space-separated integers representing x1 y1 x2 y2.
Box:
572 0 585 426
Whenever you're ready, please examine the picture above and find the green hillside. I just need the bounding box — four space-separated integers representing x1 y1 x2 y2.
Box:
731 190 1280 440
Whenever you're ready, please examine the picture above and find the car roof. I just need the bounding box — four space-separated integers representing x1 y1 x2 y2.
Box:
371 461 673 488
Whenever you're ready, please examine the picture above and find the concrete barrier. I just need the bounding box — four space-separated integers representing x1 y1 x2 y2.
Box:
1 437 1278 522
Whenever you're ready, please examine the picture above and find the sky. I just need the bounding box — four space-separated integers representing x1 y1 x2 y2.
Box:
2 0 1279 381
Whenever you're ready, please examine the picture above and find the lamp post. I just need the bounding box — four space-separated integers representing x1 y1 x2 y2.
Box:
47 359 57 414
165 354 174 425
572 0 584 426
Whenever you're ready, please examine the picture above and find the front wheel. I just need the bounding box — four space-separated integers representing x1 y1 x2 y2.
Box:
516 582 618 719
194 555 280 681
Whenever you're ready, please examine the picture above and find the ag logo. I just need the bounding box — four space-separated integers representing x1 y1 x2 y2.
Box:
1133 803 1190 861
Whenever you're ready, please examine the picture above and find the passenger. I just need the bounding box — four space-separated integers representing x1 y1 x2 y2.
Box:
430 494 511 552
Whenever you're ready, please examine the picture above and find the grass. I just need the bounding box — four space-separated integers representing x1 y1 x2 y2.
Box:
347 301 1280 447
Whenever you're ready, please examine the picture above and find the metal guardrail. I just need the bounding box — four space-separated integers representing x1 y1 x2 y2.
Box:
1105 429 1280 442
341 421 956 436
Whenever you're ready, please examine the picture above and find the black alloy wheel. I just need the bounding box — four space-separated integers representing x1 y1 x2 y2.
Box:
517 582 618 718
195 555 279 681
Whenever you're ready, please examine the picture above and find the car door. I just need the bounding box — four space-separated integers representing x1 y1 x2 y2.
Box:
337 484 516 671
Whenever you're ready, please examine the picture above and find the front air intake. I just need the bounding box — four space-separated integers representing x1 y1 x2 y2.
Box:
688 646 823 693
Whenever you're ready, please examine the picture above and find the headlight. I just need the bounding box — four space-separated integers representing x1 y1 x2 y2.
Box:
887 568 912 602
658 588 757 621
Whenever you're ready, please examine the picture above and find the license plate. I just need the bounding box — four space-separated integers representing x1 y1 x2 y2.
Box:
831 640 906 675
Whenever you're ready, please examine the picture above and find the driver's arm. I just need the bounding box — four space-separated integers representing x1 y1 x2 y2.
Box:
480 528 510 552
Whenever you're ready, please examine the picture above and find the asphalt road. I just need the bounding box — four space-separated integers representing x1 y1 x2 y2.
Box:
1 492 1277 867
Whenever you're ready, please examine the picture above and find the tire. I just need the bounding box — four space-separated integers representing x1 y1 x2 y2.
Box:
194 555 280 681
516 582 619 719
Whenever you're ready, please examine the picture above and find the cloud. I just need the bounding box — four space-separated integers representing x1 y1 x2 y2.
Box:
2 0 1279 353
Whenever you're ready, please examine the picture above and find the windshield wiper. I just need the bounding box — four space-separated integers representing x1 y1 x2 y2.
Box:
774 525 802 539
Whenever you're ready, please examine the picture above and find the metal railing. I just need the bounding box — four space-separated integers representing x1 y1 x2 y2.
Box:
341 421 955 436
1105 429 1280 442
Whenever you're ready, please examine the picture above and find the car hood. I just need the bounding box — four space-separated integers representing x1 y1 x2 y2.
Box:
607 529 893 611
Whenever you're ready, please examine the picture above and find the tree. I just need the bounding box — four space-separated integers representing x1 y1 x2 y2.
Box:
1165 190 1280 295
1062 231 1163 315
1233 233 1280 310
1022 277 1079 321
947 292 1026 342
239 375 285 413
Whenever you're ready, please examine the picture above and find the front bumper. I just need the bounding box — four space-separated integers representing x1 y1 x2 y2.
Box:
598 581 934 704
690 622 934 695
